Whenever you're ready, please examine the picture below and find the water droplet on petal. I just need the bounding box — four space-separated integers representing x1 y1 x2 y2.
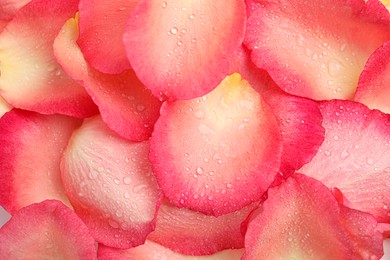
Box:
170 27 178 35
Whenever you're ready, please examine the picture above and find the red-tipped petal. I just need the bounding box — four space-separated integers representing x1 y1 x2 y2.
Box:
0 109 80 214
355 40 390 113
0 0 31 20
262 84 325 175
98 241 244 260
299 100 390 223
54 16 162 141
124 0 246 100
148 199 257 255
0 200 97 259
77 0 139 73
242 174 383 260
245 0 390 100
0 0 98 117
150 73 282 216
61 116 162 249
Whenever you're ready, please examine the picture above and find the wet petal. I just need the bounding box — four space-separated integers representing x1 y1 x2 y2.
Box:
0 109 80 214
0 200 97 259
150 73 282 216
245 0 390 100
61 116 162 249
124 0 246 100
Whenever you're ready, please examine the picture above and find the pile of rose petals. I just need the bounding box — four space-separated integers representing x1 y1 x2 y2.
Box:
0 0 390 259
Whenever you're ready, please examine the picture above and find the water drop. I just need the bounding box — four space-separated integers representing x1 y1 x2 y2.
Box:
328 59 344 77
177 41 183 46
324 150 331 156
170 27 178 35
194 110 205 119
108 219 119 229
136 104 145 112
196 167 204 175
123 177 132 185
340 150 349 160
124 191 131 199
366 158 374 165
161 1 167 8
189 14 195 19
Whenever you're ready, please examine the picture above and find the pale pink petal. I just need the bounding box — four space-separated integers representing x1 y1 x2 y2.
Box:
299 100 390 222
61 116 162 249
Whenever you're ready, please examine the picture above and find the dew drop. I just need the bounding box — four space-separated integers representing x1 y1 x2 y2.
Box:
324 150 331 156
177 41 183 46
108 219 119 229
123 177 132 185
161 1 167 8
366 157 374 166
328 59 344 77
170 27 178 35
114 178 120 185
136 104 145 112
340 150 349 160
196 167 204 175
189 14 195 19
193 110 205 119
124 191 131 199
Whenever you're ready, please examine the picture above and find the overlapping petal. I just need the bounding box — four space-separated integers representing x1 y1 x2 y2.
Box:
242 174 383 260
61 116 162 249
0 0 98 117
0 95 11 118
98 241 244 260
124 0 247 100
299 100 390 223
150 73 282 216
0 109 80 214
355 39 390 113
147 199 257 255
54 16 162 141
0 0 31 20
77 0 139 73
0 200 97 259
245 0 390 100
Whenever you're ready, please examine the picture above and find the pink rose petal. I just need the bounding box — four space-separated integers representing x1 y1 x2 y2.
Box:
98 241 244 259
0 95 11 118
355 39 390 113
0 0 98 117
242 174 383 260
0 109 80 214
77 0 140 73
61 116 162 249
299 100 390 222
54 16 162 141
124 0 246 100
150 73 282 216
245 0 390 100
0 200 97 259
148 199 257 255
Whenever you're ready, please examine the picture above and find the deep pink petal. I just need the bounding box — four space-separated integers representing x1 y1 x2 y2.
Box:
61 116 162 249
77 0 139 73
242 174 383 260
355 39 390 113
54 16 162 141
98 241 244 259
147 199 257 255
124 0 246 100
245 0 390 100
0 0 31 20
0 0 98 117
0 200 97 259
0 109 80 214
262 83 325 175
299 100 390 222
150 73 282 216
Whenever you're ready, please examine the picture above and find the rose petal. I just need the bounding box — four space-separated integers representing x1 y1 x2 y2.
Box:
147 199 257 255
0 200 97 259
98 241 244 260
245 0 390 100
0 0 31 20
0 109 80 214
61 116 162 249
262 83 325 175
54 16 162 141
124 0 246 100
0 0 98 117
355 40 390 113
242 174 383 260
150 73 282 216
299 100 390 222
77 0 139 73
